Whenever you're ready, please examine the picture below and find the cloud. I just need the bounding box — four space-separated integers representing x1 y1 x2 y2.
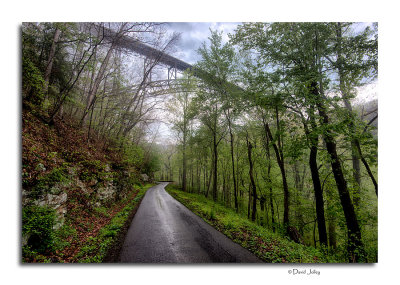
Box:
166 22 241 64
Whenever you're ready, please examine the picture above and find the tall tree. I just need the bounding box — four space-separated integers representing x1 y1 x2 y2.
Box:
232 22 368 260
195 30 235 201
80 23 129 126
329 22 378 199
167 74 196 192
43 26 62 97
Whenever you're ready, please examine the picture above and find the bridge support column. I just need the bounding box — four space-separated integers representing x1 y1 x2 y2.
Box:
168 63 177 87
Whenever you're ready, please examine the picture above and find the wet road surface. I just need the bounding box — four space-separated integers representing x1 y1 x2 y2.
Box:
119 182 262 263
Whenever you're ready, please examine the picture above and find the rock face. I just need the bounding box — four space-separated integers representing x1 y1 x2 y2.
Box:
22 189 30 206
23 163 143 230
22 191 69 246
35 163 46 172
76 178 89 194
33 192 68 230
96 182 117 201
141 173 149 182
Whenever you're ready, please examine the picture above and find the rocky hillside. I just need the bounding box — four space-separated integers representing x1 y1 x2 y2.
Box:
22 111 151 262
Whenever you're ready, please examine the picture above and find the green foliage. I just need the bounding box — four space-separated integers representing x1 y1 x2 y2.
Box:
47 167 69 183
94 206 111 218
166 184 341 263
62 150 84 163
22 56 45 107
22 246 52 263
78 159 106 182
208 208 216 220
22 205 56 253
122 143 144 167
30 166 69 199
54 223 78 252
142 150 161 174
21 22 378 264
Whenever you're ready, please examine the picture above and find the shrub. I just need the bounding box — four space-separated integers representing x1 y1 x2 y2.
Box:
30 167 69 198
22 205 56 253
79 160 106 182
62 150 84 163
54 223 78 251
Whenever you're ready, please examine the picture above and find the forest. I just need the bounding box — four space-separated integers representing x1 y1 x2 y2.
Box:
21 22 377 263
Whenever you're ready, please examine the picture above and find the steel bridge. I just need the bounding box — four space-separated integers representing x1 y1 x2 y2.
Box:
95 24 242 97
100 25 192 83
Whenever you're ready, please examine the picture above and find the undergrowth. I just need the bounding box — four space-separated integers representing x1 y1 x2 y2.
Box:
166 184 343 263
72 183 153 262
22 184 153 263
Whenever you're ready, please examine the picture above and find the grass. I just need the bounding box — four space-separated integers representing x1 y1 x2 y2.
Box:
166 184 341 263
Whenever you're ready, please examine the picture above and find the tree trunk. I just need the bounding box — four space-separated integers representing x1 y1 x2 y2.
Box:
182 143 187 192
263 130 276 232
315 89 364 262
309 144 328 246
304 111 328 247
263 118 289 231
212 132 218 202
314 29 363 259
227 114 239 212
246 133 257 222
203 164 207 195
47 41 98 123
355 140 378 196
259 195 266 226
335 22 378 201
247 183 251 219
87 96 96 142
197 161 200 193
206 150 213 198
191 161 194 192
81 44 114 126
43 28 62 97
269 185 275 232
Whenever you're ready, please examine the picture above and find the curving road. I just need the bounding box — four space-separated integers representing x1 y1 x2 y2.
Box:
119 182 262 263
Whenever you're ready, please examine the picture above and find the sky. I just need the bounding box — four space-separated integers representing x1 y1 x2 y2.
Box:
166 22 240 64
166 22 374 65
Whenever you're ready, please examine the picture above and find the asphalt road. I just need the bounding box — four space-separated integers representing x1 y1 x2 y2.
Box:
119 182 262 263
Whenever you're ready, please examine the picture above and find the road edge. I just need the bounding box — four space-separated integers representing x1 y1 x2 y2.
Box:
102 184 154 263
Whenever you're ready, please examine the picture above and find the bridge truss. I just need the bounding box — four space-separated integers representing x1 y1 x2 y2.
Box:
94 23 242 98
